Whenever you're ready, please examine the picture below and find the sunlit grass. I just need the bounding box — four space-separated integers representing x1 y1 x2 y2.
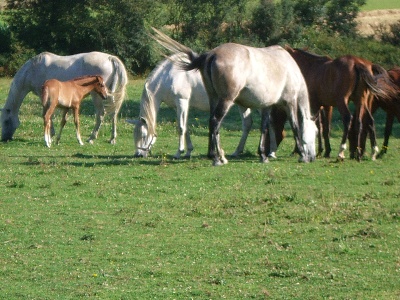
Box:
1 78 400 299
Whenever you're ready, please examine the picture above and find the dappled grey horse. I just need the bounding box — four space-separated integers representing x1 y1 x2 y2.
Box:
151 28 317 166
1 51 127 144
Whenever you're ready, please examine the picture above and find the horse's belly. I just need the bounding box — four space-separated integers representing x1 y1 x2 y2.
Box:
236 88 281 109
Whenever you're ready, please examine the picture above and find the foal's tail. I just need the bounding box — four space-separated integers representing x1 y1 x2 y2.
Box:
150 27 208 73
41 85 50 108
356 63 397 100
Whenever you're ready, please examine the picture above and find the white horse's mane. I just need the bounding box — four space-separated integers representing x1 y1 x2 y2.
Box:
138 53 189 137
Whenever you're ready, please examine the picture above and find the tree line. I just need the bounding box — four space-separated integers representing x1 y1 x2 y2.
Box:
0 0 399 76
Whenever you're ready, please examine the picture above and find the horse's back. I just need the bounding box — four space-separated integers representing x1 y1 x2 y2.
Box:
205 43 306 108
25 52 121 95
147 54 209 111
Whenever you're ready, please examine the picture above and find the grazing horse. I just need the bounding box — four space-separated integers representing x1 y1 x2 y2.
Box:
284 46 392 160
1 51 127 144
126 53 253 159
151 28 317 166
41 75 108 147
355 67 400 157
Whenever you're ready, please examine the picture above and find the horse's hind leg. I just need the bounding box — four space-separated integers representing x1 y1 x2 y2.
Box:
56 108 69 145
87 95 104 144
337 101 352 160
378 112 394 158
209 100 233 166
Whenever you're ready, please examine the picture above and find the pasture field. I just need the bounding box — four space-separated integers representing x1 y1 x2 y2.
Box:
362 0 400 10
0 77 400 299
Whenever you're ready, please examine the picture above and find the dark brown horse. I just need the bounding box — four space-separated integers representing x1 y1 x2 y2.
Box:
354 67 400 158
281 46 393 160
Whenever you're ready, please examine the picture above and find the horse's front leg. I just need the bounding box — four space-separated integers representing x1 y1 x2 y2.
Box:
322 106 332 158
315 109 324 157
56 108 69 145
231 106 252 157
258 108 270 163
174 99 189 159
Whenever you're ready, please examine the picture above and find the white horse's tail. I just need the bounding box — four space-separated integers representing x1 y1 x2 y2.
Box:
139 82 157 137
103 55 128 114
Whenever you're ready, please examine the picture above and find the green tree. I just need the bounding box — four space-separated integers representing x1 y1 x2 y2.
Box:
4 0 158 74
250 0 299 45
166 0 248 50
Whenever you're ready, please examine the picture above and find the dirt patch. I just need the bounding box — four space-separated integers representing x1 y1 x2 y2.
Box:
356 9 400 37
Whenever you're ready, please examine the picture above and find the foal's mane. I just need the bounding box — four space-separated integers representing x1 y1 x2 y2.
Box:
72 75 102 86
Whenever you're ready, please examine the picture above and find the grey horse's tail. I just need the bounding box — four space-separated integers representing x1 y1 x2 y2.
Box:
103 55 128 114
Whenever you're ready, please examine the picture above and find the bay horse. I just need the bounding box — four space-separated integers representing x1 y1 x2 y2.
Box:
1 51 127 144
284 46 393 160
126 53 253 159
41 75 108 147
151 28 317 166
355 67 400 158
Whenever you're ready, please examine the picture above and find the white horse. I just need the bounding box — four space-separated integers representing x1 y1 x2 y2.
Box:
1 51 128 144
127 53 253 159
151 28 317 166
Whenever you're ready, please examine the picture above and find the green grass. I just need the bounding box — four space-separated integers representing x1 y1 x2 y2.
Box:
1 78 400 299
362 0 400 10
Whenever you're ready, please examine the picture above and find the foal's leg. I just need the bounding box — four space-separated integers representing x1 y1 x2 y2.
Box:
43 106 53 148
72 107 84 145
231 106 253 157
56 108 69 145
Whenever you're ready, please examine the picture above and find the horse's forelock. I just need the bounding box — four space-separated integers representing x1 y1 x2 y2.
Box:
1 109 19 141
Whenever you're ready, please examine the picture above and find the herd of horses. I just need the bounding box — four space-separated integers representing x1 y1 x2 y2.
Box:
1 29 399 166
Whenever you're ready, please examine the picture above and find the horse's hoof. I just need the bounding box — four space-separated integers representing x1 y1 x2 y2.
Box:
87 139 94 145
212 159 226 166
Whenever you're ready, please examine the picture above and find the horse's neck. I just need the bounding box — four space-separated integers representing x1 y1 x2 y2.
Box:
3 67 32 112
